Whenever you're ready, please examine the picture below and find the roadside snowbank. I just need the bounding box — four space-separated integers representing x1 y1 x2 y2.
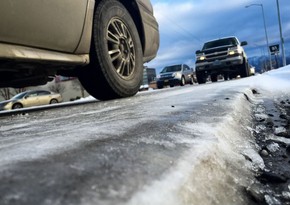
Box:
252 66 290 95
128 90 259 205
127 66 290 205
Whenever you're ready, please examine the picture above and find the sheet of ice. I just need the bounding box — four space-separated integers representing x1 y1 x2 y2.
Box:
125 67 290 204
1 65 290 205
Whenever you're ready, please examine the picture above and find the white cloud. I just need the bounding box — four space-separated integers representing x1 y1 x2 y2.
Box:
147 0 290 70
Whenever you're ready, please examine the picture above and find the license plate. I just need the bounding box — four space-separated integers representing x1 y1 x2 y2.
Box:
164 80 169 83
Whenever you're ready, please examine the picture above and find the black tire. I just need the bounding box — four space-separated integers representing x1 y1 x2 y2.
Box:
229 74 235 80
180 76 186 86
77 0 143 100
240 58 249 78
50 99 58 104
12 103 23 109
189 76 194 85
211 74 218 82
196 71 206 84
157 82 163 89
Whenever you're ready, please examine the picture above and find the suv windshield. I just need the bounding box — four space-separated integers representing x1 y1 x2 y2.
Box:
161 65 182 73
202 38 238 50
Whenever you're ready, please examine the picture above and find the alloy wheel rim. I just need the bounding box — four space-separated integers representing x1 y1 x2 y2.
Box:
107 18 136 80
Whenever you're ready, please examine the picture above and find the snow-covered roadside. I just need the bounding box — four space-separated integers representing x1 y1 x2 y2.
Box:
1 66 290 205
127 88 258 205
126 66 290 205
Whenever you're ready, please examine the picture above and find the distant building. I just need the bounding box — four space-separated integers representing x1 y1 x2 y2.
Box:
142 67 156 85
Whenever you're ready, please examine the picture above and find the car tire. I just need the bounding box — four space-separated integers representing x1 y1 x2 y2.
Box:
180 76 186 86
196 71 206 84
50 99 58 104
240 58 249 78
189 76 194 85
77 0 143 100
12 103 23 109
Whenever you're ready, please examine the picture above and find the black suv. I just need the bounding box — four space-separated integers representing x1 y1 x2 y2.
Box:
195 36 249 84
156 64 195 89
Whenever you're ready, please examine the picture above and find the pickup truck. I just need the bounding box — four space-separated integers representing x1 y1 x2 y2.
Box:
195 36 249 84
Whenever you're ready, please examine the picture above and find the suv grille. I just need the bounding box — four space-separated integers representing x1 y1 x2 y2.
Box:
204 46 234 62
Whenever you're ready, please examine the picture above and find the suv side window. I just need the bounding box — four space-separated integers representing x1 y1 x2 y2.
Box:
184 65 190 71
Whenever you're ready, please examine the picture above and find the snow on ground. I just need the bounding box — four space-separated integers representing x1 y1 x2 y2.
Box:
127 66 290 205
1 66 290 205
251 66 290 95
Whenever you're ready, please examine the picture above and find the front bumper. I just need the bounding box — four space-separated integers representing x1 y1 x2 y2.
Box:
157 78 180 86
0 104 10 111
196 55 243 72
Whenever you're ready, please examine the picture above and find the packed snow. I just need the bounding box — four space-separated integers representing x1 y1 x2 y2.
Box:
1 66 290 205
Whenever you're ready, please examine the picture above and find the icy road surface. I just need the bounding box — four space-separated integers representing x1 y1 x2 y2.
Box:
1 66 290 205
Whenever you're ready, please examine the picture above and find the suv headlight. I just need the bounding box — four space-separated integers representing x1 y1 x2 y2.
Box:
228 47 242 55
197 54 206 61
172 72 182 78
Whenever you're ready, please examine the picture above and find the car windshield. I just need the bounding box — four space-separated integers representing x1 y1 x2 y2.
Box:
202 38 238 50
161 65 182 73
11 92 28 100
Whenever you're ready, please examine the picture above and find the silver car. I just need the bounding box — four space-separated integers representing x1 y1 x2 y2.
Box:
156 64 195 89
0 0 159 100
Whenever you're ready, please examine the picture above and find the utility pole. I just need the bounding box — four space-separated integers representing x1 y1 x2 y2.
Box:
276 0 286 66
245 4 272 70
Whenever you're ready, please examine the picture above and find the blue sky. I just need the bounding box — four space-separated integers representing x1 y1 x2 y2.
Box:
146 0 290 73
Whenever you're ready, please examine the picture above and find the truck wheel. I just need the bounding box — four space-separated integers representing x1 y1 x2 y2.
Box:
240 58 249 78
211 74 218 82
196 71 206 84
77 0 143 100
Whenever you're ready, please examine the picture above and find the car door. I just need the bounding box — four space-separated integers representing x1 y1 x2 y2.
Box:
37 91 51 105
0 0 89 53
23 92 40 107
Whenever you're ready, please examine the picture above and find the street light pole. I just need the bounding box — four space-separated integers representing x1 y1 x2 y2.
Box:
276 0 286 67
246 4 272 70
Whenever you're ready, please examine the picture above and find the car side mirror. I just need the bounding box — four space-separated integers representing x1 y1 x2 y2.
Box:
241 41 248 46
196 50 201 54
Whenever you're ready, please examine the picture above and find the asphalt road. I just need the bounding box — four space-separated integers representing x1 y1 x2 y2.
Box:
0 81 257 205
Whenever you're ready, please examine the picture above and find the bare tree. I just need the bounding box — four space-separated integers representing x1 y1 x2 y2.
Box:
0 88 12 100
13 88 26 94
48 81 66 94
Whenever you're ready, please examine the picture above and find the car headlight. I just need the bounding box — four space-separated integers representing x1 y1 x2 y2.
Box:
196 54 206 61
228 47 242 55
199 56 206 61
172 72 182 78
157 74 161 79
0 102 11 110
